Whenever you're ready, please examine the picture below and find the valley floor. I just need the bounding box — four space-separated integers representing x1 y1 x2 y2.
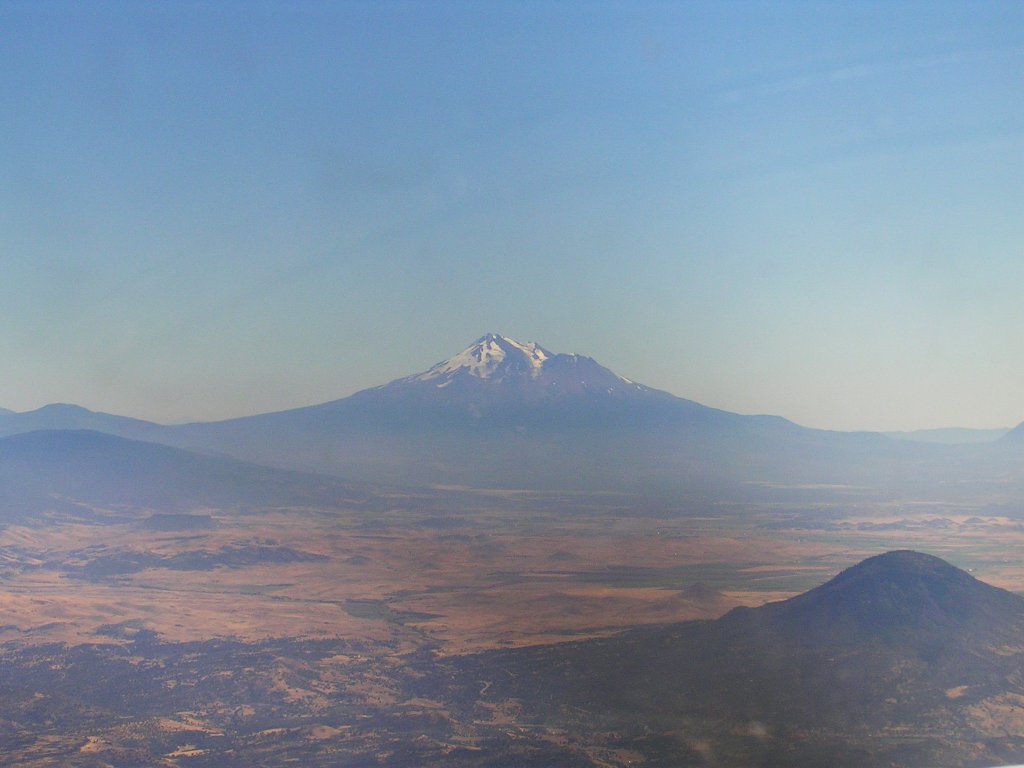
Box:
3 485 1024 765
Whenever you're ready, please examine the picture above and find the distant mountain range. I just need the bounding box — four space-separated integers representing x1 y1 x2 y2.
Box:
448 550 1024 766
2 334 1023 492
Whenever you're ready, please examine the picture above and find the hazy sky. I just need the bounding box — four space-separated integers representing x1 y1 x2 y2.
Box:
2 1 1022 430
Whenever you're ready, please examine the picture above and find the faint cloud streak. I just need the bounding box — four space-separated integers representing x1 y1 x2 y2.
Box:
718 45 1024 105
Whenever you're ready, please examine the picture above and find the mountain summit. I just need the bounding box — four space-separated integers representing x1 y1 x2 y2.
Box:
459 550 1024 766
391 333 651 402
412 334 552 383
720 549 1024 646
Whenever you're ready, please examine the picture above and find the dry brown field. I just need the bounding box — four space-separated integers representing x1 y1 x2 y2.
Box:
2 487 1023 654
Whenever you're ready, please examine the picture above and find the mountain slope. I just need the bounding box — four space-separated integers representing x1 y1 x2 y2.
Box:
0 430 370 522
450 550 1024 766
1001 419 1024 443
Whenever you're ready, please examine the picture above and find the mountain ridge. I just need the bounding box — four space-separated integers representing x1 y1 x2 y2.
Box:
0 402 162 441
0 429 371 521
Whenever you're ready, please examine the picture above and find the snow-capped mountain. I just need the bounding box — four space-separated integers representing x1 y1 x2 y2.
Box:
411 334 552 383
157 333 822 488
0 334 910 492
389 333 655 402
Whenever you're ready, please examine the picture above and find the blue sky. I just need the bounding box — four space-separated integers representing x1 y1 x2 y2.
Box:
2 1 1022 430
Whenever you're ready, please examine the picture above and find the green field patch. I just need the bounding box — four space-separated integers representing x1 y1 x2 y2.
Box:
343 599 438 625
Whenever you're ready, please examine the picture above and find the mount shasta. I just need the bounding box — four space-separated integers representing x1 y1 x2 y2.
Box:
0 334 1019 492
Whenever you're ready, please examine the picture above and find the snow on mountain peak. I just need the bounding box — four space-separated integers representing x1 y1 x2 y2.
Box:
414 334 551 383
395 334 651 399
